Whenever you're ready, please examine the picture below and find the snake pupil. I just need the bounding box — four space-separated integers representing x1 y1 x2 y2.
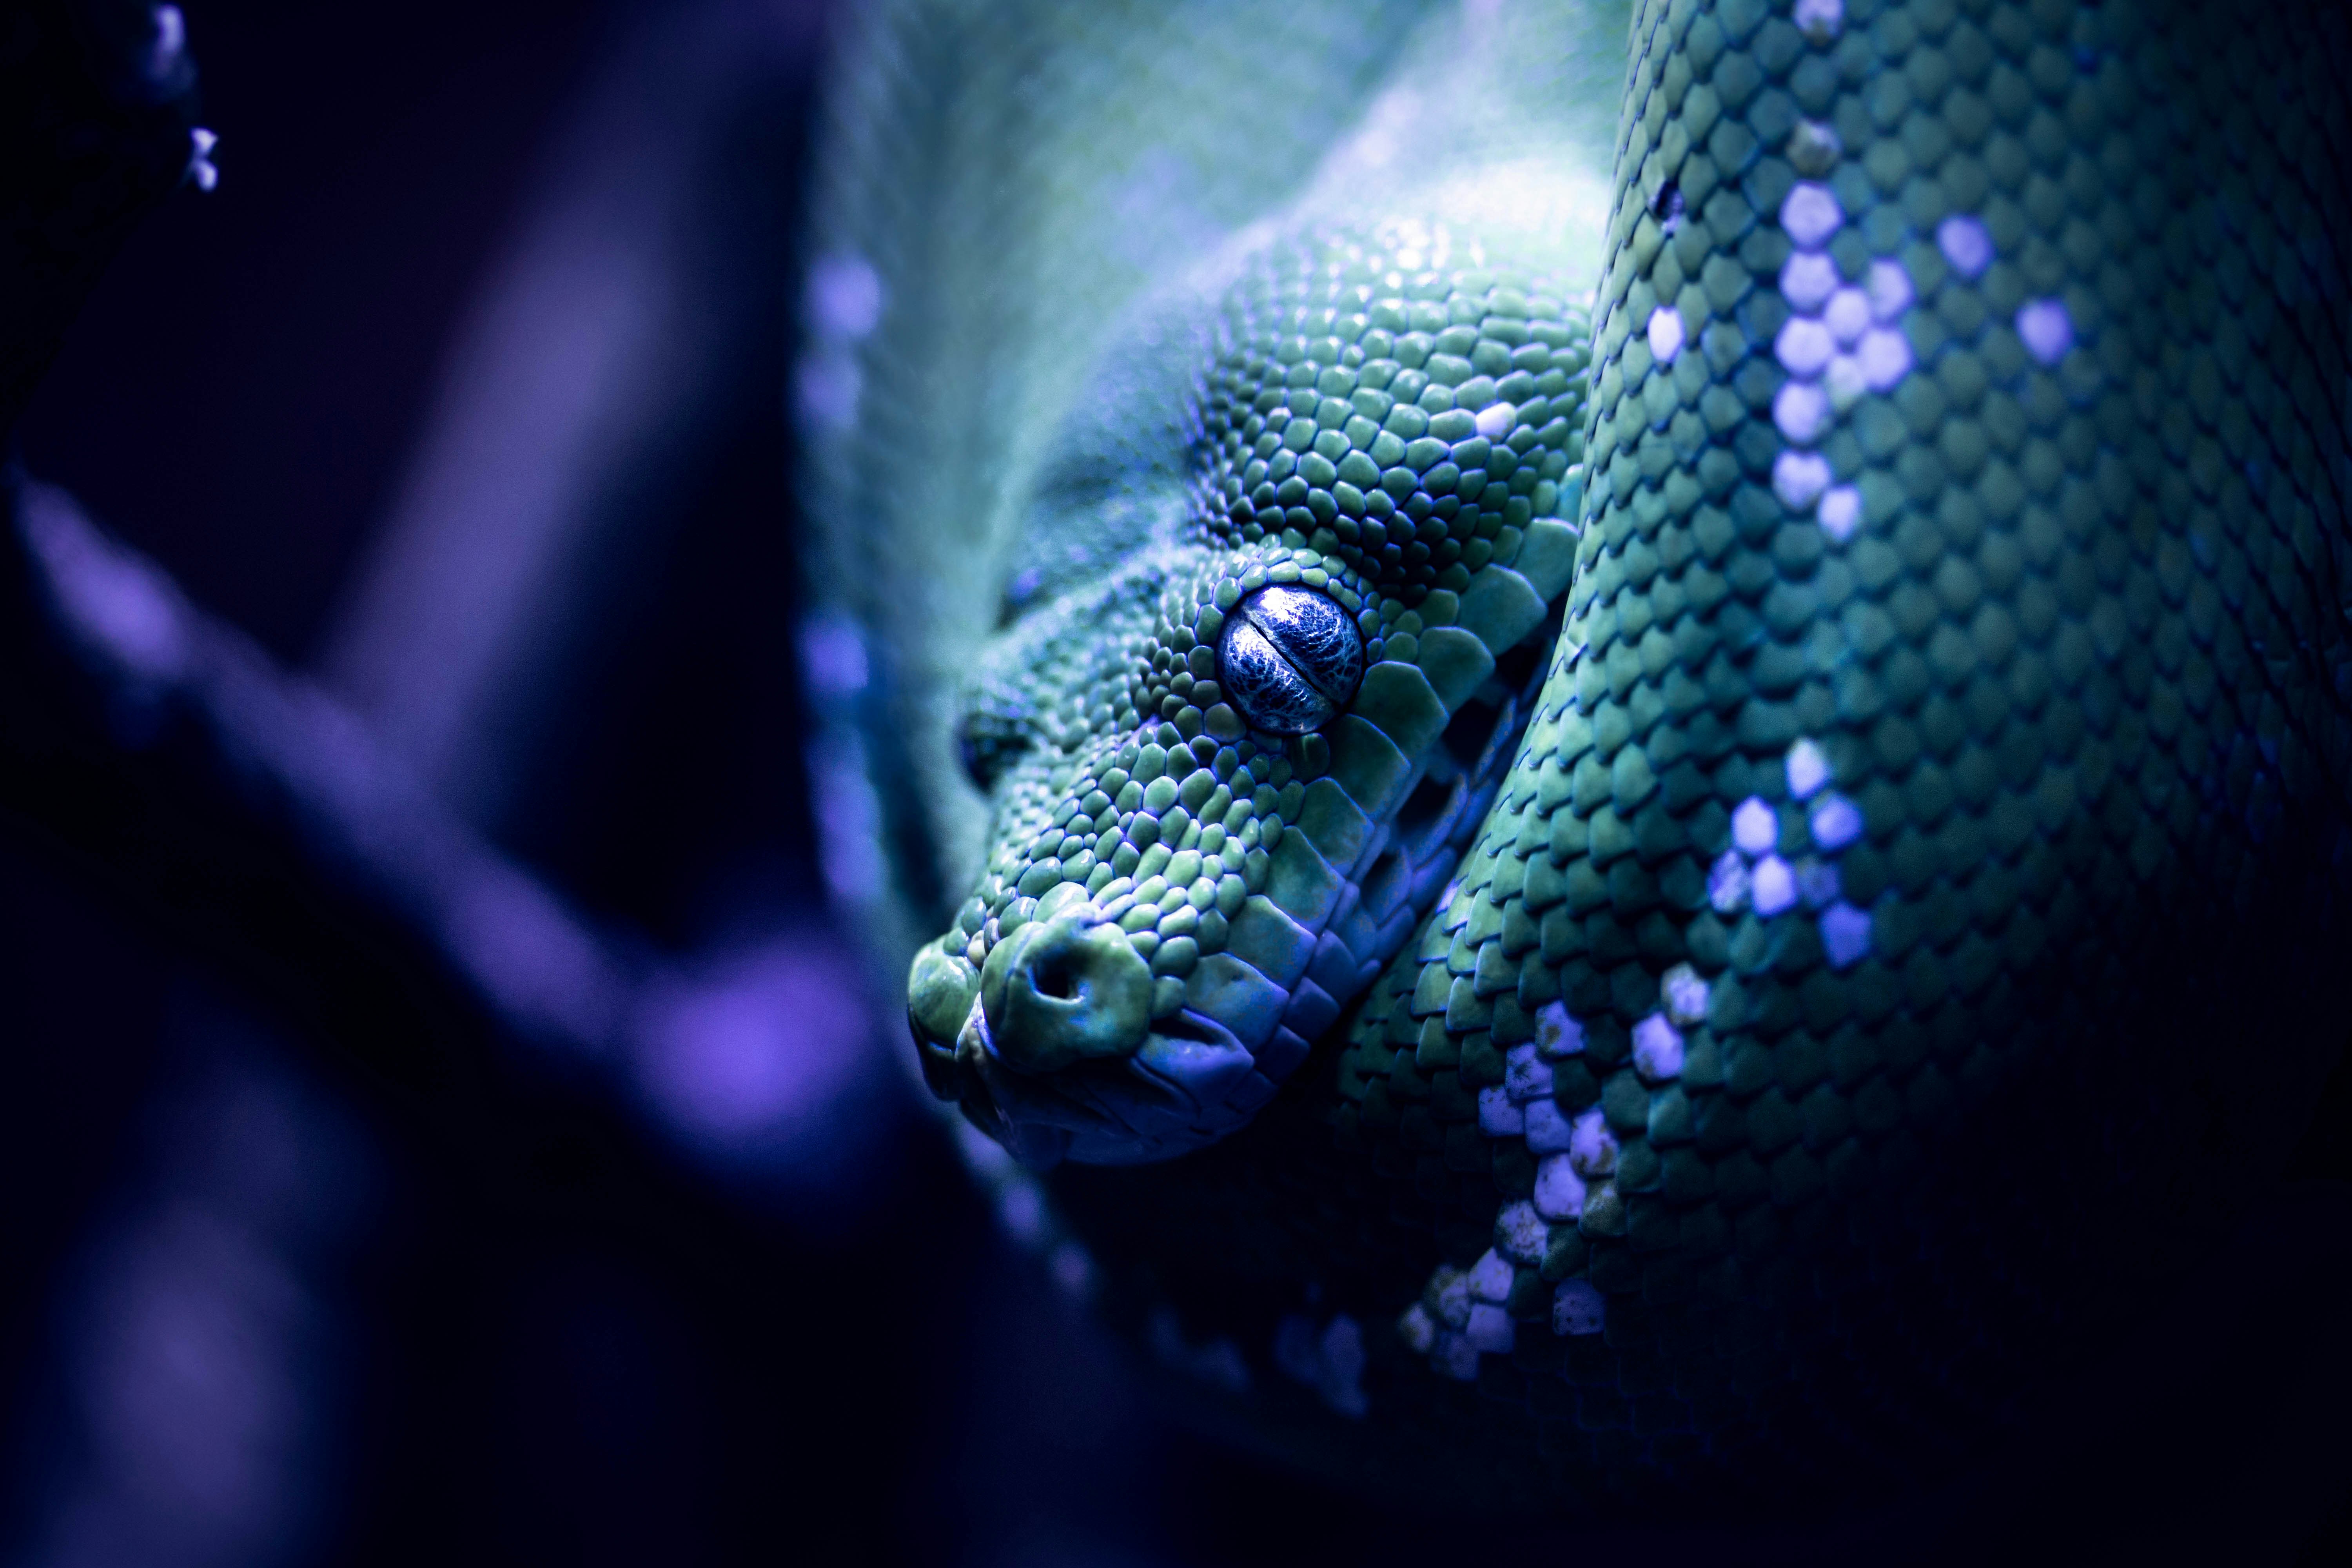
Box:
1216 584 1366 736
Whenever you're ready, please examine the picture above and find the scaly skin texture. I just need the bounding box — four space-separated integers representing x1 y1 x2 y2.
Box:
906 227 1593 1164
802 0 2350 1512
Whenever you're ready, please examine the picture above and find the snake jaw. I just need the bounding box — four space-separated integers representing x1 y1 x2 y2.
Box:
908 934 1280 1165
1131 1011 1258 1110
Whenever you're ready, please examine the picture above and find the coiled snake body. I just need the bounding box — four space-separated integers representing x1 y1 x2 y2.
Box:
799 0 2350 1508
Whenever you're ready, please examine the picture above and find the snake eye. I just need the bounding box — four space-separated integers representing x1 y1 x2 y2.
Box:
955 702 1034 792
955 715 995 789
1216 584 1366 735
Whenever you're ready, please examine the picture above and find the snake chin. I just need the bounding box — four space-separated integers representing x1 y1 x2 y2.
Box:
909 969 1278 1167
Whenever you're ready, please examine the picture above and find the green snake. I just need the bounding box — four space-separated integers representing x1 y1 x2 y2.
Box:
799 0 2350 1505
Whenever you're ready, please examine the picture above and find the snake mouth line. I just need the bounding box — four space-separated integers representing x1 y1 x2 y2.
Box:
910 1000 1263 1168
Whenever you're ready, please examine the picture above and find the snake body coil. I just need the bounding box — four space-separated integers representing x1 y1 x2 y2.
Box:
800 0 2350 1509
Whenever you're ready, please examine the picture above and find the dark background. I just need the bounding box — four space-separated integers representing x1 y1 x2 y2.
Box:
2 2 1365 1561
2 2 2347 1563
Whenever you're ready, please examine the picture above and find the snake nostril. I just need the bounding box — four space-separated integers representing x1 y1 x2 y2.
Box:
982 915 1155 1071
1031 958 1076 1002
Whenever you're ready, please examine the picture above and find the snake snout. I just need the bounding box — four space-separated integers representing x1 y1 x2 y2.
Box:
978 911 1155 1073
906 936 983 1096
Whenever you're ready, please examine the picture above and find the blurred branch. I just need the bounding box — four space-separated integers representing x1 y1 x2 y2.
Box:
2 469 897 1197
0 0 895 1202
2 469 636 1065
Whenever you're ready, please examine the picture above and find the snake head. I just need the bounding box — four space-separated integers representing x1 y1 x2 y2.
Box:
909 223 1590 1166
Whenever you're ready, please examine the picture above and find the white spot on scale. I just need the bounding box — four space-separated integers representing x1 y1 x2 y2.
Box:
2018 298 2075 364
1818 485 1863 541
1647 306 1686 362
1533 1154 1587 1220
1465 1303 1515 1355
1775 379 1831 443
1434 1267 1472 1328
1751 855 1797 916
1786 738 1831 799
1810 791 1864 850
1503 1042 1555 1101
1788 119 1843 173
1825 352 1867 407
1569 1108 1618 1176
1820 901 1873 968
1533 1000 1584 1058
1856 327 1914 391
1938 214 1994 279
1632 1013 1685 1081
1867 259 1915 321
1495 1200 1550 1264
1793 0 1844 44
1661 962 1710 1027
1780 182 1844 248
1477 1085 1525 1136
1708 850 1750 912
1523 1097 1572 1153
1775 315 1835 377
1732 795 1778 855
1773 449 1833 510
1780 250 1840 312
1824 287 1872 345
1474 401 1517 437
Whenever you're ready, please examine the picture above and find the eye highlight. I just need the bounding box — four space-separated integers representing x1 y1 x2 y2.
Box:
1216 584 1366 735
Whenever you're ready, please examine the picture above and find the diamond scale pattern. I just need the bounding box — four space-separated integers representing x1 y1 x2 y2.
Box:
1289 0 2347 1499
822 0 2352 1510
